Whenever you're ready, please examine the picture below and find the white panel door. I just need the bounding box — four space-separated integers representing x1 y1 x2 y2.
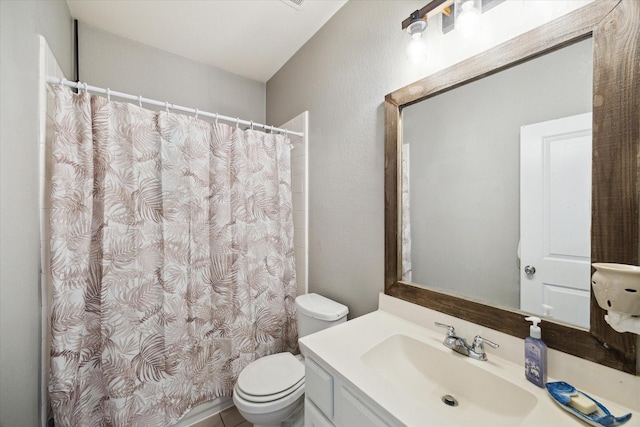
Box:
520 113 592 328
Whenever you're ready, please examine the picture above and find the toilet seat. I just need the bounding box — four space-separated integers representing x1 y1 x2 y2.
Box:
235 377 304 403
234 379 305 411
234 381 304 415
234 352 305 413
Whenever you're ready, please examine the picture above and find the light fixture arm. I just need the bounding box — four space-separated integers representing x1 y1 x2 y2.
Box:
402 0 454 30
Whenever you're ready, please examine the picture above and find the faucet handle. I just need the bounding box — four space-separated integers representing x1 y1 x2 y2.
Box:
435 322 456 336
472 335 499 351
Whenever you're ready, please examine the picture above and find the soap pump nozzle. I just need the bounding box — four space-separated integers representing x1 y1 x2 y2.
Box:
525 316 542 339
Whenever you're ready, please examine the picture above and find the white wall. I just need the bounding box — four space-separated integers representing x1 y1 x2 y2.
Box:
280 112 310 296
0 2 73 426
40 38 67 425
265 0 593 318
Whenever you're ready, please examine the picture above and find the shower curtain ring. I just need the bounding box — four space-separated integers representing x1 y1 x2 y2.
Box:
250 121 254 131
138 95 143 108
59 77 66 86
84 82 89 93
165 101 170 113
236 118 240 129
214 113 219 124
106 88 111 102
194 108 199 120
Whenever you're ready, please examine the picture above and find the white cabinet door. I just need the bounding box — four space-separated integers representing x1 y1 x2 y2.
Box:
304 355 397 427
305 357 334 419
337 386 389 427
520 113 592 328
305 398 335 427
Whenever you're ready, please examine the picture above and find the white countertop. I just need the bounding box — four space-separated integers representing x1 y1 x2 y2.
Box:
299 303 639 427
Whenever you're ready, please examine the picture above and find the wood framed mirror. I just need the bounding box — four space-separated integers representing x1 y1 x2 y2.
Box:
385 0 639 374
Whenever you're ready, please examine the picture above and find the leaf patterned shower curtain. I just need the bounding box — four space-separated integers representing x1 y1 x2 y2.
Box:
48 85 297 426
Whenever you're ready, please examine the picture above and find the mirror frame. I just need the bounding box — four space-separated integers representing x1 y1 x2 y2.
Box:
385 0 639 374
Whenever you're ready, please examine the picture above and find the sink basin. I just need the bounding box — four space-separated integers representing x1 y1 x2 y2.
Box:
361 334 538 425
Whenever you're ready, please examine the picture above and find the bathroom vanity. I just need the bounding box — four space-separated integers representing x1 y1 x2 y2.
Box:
299 294 639 427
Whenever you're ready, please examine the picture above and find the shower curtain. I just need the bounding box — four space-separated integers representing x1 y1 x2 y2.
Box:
48 85 297 426
401 143 412 282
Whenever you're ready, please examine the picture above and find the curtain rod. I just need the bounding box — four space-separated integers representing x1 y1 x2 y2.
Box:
47 76 304 137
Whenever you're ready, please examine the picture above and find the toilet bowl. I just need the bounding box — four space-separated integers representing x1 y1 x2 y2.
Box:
233 352 305 427
232 293 348 427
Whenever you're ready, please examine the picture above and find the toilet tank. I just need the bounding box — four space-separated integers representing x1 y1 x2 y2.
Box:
295 293 349 338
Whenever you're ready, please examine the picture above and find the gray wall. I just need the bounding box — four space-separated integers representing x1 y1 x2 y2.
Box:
265 1 601 319
0 1 73 425
404 39 592 308
78 23 266 123
267 1 428 318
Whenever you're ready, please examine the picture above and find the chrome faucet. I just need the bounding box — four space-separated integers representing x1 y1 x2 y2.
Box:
435 322 499 361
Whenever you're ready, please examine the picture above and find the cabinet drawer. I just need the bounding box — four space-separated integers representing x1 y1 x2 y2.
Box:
305 398 335 427
305 357 334 419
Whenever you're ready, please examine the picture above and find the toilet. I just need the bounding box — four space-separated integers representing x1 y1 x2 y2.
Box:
232 293 348 427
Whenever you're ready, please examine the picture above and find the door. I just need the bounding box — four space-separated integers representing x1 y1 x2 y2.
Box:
520 113 592 328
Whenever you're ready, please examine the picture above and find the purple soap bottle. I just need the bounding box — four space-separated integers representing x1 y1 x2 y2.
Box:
524 316 547 387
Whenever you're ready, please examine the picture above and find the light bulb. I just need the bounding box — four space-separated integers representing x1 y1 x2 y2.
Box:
407 37 428 64
455 0 481 38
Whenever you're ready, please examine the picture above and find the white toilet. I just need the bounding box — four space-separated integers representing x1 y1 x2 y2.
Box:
232 293 348 427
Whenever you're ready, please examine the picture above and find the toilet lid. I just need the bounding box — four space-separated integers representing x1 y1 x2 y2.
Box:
295 293 348 321
237 353 304 397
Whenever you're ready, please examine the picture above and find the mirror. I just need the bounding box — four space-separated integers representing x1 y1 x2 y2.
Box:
385 0 639 374
402 38 593 328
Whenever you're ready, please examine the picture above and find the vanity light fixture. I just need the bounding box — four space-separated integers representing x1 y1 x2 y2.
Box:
403 1 454 63
403 1 453 63
406 11 428 40
455 0 482 37
401 0 453 33
403 0 491 47
405 10 429 63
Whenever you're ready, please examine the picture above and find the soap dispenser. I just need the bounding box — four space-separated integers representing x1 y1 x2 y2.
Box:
524 316 547 387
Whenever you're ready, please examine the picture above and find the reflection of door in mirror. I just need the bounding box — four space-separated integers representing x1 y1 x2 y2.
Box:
402 38 592 323
520 113 592 328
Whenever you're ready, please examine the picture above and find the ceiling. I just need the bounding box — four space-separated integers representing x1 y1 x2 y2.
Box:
67 0 348 83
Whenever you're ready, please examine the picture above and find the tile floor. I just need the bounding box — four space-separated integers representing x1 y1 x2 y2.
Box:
191 406 252 427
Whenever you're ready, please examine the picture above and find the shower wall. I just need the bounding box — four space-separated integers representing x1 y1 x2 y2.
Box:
39 37 65 426
280 111 310 296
